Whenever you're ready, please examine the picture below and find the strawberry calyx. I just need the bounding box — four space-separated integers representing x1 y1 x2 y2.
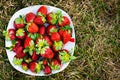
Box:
28 33 42 40
50 28 58 33
37 12 46 23
59 50 76 63
50 12 57 24
57 11 64 24
15 15 25 24
24 40 35 56
53 41 63 51
34 62 41 73
50 59 61 70
36 39 49 54
16 28 25 37
13 55 23 65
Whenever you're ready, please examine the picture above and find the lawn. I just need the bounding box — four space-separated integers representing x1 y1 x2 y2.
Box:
0 0 120 80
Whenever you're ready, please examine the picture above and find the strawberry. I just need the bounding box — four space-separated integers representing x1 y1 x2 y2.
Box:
46 25 57 36
12 40 21 52
42 59 47 66
34 16 46 25
37 6 47 16
58 16 70 27
13 55 23 65
52 41 63 52
70 38 75 42
50 59 61 70
59 26 71 36
24 36 35 56
16 28 26 39
14 15 25 28
22 61 28 71
51 32 60 41
44 65 51 74
24 36 33 48
32 51 39 61
29 62 41 73
47 12 57 25
63 30 71 44
40 46 54 59
27 23 39 33
59 29 64 36
39 26 45 35
26 12 36 23
16 46 26 58
43 36 53 46
8 29 16 40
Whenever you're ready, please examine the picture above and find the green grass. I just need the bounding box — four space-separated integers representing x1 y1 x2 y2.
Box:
0 0 120 80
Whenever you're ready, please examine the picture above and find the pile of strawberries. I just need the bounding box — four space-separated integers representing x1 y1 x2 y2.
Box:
5 6 75 74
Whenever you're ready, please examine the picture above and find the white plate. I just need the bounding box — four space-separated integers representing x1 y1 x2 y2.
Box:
6 5 75 76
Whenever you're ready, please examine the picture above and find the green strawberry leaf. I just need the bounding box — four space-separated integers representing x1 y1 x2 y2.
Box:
3 30 10 41
23 47 29 53
61 26 71 31
70 56 76 60
11 39 16 45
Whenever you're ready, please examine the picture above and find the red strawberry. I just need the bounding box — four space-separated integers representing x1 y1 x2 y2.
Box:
26 12 36 23
16 46 26 58
42 59 47 66
43 36 52 46
51 32 60 41
12 40 21 52
16 28 26 39
47 12 57 25
46 25 57 35
40 46 54 59
27 23 39 33
22 62 28 71
24 36 33 48
32 51 39 61
52 41 63 52
59 29 64 36
58 16 70 27
44 65 51 74
39 26 45 35
59 26 71 36
34 16 46 25
50 59 61 70
8 29 16 40
70 38 75 42
63 30 71 44
29 62 41 73
14 16 25 28
37 6 47 16
13 55 23 65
